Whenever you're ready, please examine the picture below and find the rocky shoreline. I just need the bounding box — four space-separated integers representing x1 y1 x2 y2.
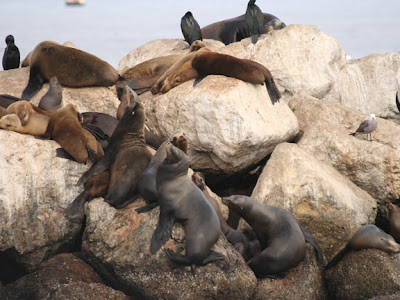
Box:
1 24 400 299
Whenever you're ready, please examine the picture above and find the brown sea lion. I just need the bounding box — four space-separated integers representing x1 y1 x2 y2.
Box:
201 13 286 45
6 100 52 126
181 11 202 45
37 76 62 112
151 144 224 271
192 172 249 258
0 113 49 136
192 50 281 104
326 224 400 269
74 86 152 209
21 41 120 100
388 202 400 243
44 104 104 164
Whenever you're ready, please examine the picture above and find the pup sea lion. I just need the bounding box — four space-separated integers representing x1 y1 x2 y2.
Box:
44 104 104 164
2 35 20 70
201 13 285 45
0 113 49 136
192 51 281 104
6 100 51 126
181 11 202 46
137 130 188 213
222 195 306 278
38 76 62 112
192 172 249 258
388 202 400 243
326 224 399 269
245 0 264 44
75 86 152 209
151 144 225 271
21 41 120 100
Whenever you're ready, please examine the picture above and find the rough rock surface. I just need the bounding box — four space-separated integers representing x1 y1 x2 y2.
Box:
140 79 299 174
3 253 129 300
251 142 377 261
289 91 400 202
82 198 257 300
0 130 88 271
325 249 400 300
0 67 119 114
253 244 328 300
324 53 400 120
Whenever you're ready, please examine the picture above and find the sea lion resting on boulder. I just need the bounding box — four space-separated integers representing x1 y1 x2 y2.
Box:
192 50 281 104
21 41 120 100
150 144 225 271
0 113 49 136
6 100 51 125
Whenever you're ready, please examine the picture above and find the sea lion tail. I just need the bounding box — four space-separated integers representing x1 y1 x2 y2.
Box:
265 78 281 104
325 244 350 269
65 191 89 218
302 229 325 263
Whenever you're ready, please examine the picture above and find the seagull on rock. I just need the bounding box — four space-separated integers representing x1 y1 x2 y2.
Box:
350 113 377 141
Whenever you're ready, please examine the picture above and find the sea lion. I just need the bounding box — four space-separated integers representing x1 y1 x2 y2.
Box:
6 100 51 126
180 11 202 46
21 41 120 100
0 113 49 136
326 224 400 269
44 104 104 164
192 50 281 104
192 172 249 258
245 0 264 44
350 113 378 141
221 195 306 278
150 144 225 271
75 86 152 209
388 202 400 243
2 35 20 70
37 76 62 112
265 18 286 34
137 130 188 213
201 13 286 45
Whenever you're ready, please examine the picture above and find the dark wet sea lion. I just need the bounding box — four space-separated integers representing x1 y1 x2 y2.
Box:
151 144 224 270
21 41 120 100
137 130 188 213
2 35 20 70
75 86 152 209
181 11 202 45
326 224 399 269
222 195 306 278
192 172 249 258
245 0 264 44
38 76 62 112
0 94 21 108
192 50 281 104
0 113 49 136
388 202 400 243
44 104 104 164
201 13 285 45
81 112 118 149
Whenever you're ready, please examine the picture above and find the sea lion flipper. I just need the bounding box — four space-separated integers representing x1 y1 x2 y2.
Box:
56 148 77 161
265 78 281 104
302 229 325 263
202 250 225 265
150 212 173 254
65 191 88 218
77 152 113 185
21 66 44 100
193 75 206 87
136 202 160 214
325 244 350 269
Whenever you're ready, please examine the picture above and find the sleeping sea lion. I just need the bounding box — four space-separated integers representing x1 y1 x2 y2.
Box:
150 144 225 271
181 11 202 46
38 76 62 112
2 35 20 70
245 0 264 44
6 100 51 126
21 41 120 100
192 50 281 104
0 113 49 136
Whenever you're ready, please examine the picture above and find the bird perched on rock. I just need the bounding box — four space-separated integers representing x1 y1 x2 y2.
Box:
245 0 264 44
2 35 20 70
350 113 377 141
180 11 202 46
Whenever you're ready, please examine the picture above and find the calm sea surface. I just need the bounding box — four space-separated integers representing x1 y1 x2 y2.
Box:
1 0 399 68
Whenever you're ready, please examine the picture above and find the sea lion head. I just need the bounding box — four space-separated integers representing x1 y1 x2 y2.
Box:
0 114 21 131
192 172 206 190
161 143 189 175
222 195 249 212
189 40 206 52
170 130 188 154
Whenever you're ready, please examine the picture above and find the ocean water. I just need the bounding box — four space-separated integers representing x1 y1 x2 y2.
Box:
1 0 399 68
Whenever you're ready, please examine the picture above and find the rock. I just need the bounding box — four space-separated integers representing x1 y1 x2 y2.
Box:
324 249 400 300
368 293 400 300
0 68 119 115
253 244 328 300
324 53 400 121
0 130 88 271
218 24 347 103
289 91 400 202
82 198 257 300
117 38 225 74
251 142 377 261
3 253 129 300
140 78 299 174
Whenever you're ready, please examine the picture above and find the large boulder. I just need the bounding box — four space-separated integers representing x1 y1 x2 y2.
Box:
0 67 119 114
3 253 129 300
324 249 400 300
82 197 257 300
0 130 88 271
324 53 400 121
289 91 400 202
251 142 377 261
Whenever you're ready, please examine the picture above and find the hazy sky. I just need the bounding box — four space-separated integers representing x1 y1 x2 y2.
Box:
1 0 399 67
